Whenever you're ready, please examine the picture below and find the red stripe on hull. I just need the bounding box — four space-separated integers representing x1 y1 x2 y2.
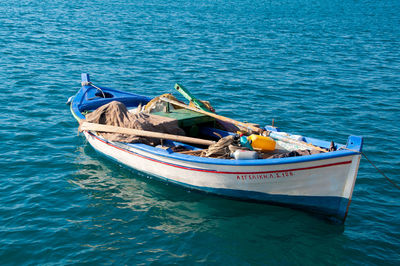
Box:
87 132 352 175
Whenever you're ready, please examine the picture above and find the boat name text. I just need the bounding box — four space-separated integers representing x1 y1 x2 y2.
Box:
237 171 294 180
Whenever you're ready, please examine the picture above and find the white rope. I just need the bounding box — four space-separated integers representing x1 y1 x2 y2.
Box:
83 82 106 98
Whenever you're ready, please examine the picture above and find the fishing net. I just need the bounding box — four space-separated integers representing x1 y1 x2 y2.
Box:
203 135 246 158
83 101 185 145
144 93 184 113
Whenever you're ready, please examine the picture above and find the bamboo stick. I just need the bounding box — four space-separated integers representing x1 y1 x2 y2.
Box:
178 149 206 155
79 122 215 146
160 97 327 152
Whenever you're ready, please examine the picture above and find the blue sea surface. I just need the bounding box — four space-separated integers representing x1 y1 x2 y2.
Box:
1 0 399 264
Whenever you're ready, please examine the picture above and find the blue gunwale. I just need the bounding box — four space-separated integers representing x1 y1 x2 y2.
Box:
70 73 363 167
117 138 358 166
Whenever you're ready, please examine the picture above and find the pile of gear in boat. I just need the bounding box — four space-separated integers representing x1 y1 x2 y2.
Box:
81 95 329 160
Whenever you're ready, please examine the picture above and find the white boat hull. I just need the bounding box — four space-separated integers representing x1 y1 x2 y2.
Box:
84 131 361 222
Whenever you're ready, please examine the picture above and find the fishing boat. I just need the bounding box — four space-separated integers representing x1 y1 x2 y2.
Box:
68 73 363 223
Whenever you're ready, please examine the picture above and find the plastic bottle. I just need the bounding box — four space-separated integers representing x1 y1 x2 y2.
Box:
231 150 259 160
240 136 253 150
248 134 276 151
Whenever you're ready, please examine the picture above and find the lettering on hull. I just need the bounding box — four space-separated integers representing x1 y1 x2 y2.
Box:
237 171 294 181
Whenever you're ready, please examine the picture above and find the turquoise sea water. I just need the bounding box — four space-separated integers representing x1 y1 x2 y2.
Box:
1 0 399 264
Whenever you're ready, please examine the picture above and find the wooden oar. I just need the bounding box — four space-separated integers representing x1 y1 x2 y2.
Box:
160 97 327 152
174 83 237 132
79 122 215 146
178 149 206 155
174 83 211 111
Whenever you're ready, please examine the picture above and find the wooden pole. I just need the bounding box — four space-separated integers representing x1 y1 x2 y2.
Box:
160 97 263 134
79 122 215 146
160 97 327 152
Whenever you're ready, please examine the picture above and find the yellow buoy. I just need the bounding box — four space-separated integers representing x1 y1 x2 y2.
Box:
248 134 276 151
